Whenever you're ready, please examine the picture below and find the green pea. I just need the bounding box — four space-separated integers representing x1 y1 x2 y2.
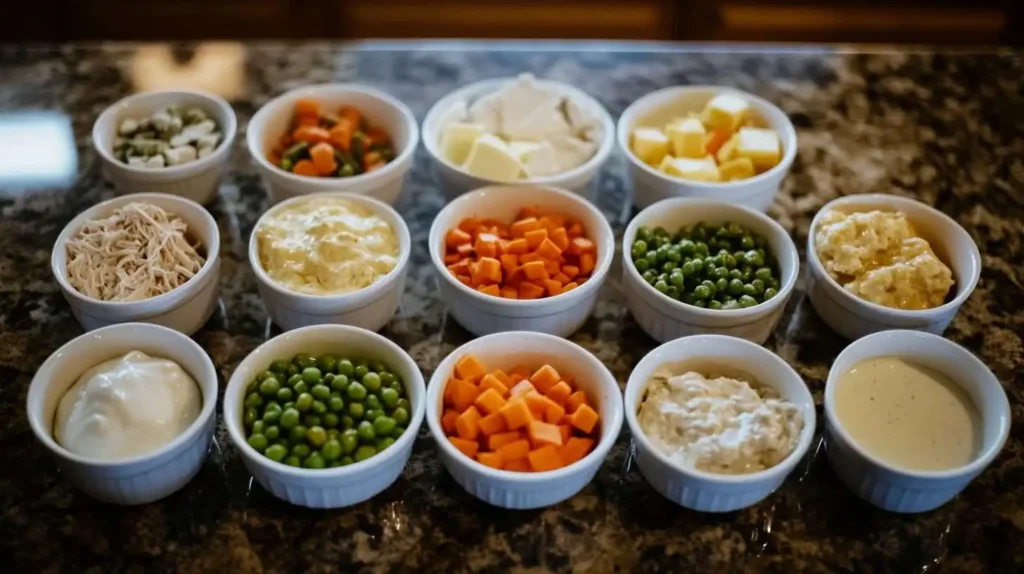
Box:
729 278 744 295
347 382 368 400
322 439 342 461
286 373 302 387
244 408 258 428
751 279 765 295
341 430 359 454
286 364 300 377
252 420 266 436
330 374 350 393
263 409 281 424
310 384 330 400
357 420 376 442
722 300 740 310
691 258 704 272
396 398 411 413
289 425 308 442
741 266 754 282
337 359 354 377
256 370 275 383
768 277 780 291
264 443 288 462
376 437 395 451
328 395 345 412
327 428 340 440
368 360 386 374
364 409 382 422
764 287 779 300
695 242 709 257
302 367 323 384
291 443 310 458
307 426 327 447
259 377 281 396
354 364 369 379
284 456 301 467
304 454 326 469
708 300 723 310
317 355 338 374
292 353 315 369
744 250 764 267
390 380 404 394
729 268 744 281
362 372 382 392
247 434 268 452
380 387 399 409
661 261 677 273
694 299 707 308
276 387 294 402
244 392 263 409
654 280 669 294
280 408 300 429
348 402 365 419
323 413 340 428
739 295 758 308
304 414 322 427
379 371 395 385
636 226 653 243
666 285 681 300
296 392 314 412
715 278 729 294
264 425 280 440
743 283 757 297
373 417 397 436
354 445 377 462
755 267 773 282
701 280 717 296
312 400 328 415
740 235 755 249
270 359 291 373
366 395 382 411
293 380 308 395
644 250 658 266
693 285 711 300
342 415 355 429
666 247 682 263
712 266 729 280
721 253 736 269
634 257 650 272
392 407 409 425
630 240 647 260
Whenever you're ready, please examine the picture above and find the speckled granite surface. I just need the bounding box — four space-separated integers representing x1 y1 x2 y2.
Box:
0 42 1022 573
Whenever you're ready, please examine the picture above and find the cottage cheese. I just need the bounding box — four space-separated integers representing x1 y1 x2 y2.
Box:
637 371 803 475
814 209 954 310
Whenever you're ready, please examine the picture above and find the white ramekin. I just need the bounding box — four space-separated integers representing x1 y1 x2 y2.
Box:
422 77 615 202
617 86 797 212
248 191 410 332
425 331 623 509
624 334 816 512
223 324 426 508
247 83 418 205
621 198 799 345
51 192 221 335
824 330 1010 513
26 323 218 505
91 89 238 205
427 185 614 337
806 194 982 340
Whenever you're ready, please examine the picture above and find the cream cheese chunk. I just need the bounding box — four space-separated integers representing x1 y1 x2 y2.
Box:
462 133 524 181
441 122 485 165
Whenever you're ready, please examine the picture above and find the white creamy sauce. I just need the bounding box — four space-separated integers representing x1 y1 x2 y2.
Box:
835 357 980 471
54 351 202 460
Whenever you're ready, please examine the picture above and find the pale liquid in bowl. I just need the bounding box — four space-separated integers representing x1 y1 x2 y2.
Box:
834 357 980 472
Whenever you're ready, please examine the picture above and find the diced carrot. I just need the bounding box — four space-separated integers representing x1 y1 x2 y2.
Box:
523 392 549 417
539 214 566 231
477 284 500 296
443 377 458 404
506 238 529 254
501 286 518 299
509 380 535 398
558 424 572 444
546 381 573 406
511 365 533 378
328 120 353 150
567 237 595 255
471 257 502 285
474 233 499 258
519 252 543 265
566 390 588 414
505 459 530 472
496 238 511 255
444 253 461 265
446 228 472 248
298 114 320 127
562 281 579 292
487 431 522 450
705 128 731 156
569 404 599 434
293 125 330 144
510 217 540 238
535 238 563 260
561 373 575 387
528 420 564 447
579 252 596 276
518 206 541 219
530 365 561 394
518 281 545 300
456 406 483 440
364 152 386 171
496 439 531 462
451 379 481 411
567 221 584 238
479 374 509 397
449 436 479 458
509 375 524 385
524 228 549 249
543 259 562 277
477 451 504 469
499 399 533 430
455 354 487 382
294 98 320 117
559 437 594 465
339 105 361 127
499 253 518 276
528 445 564 472
561 265 580 280
458 217 481 233
474 388 507 416
545 401 566 424
448 259 470 276
478 412 507 436
552 272 571 285
441 409 460 434
542 279 562 297
549 227 570 251
292 159 320 177
505 267 524 288
456 243 474 256
521 260 548 281
365 126 390 146
456 275 472 286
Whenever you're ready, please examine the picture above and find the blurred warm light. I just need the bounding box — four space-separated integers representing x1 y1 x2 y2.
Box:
0 112 76 189
130 43 245 100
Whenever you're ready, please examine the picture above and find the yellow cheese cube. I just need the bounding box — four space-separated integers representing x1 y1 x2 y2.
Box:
440 123 485 165
657 154 675 173
661 155 720 183
735 127 781 170
719 157 756 181
716 136 737 164
703 93 751 132
631 127 670 166
666 117 706 159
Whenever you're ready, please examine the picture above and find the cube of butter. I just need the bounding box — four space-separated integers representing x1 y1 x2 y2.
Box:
632 127 669 165
462 133 524 182
666 117 706 159
441 123 485 165
661 155 720 182
716 135 737 164
719 157 756 181
735 127 781 170
703 93 751 132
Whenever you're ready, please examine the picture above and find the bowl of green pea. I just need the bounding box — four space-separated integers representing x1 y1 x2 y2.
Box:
224 324 425 508
621 198 798 344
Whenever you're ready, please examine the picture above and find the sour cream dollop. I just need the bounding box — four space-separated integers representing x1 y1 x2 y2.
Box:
54 350 202 460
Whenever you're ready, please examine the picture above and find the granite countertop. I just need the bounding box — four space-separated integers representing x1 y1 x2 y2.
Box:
0 41 1022 573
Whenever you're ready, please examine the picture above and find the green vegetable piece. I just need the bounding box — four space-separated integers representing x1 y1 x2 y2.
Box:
311 384 331 400
739 295 758 308
764 287 779 300
302 367 322 384
348 402 365 419
296 392 314 412
280 408 300 429
630 240 648 259
634 257 650 272
312 400 328 415
263 409 281 424
354 445 377 462
380 387 399 409
341 430 359 454
304 415 321 427
244 392 263 409
293 380 308 395
392 407 409 425
287 374 303 388
256 370 275 382
307 426 327 447
247 434 268 452
347 382 368 400
694 285 711 300
322 439 342 461
743 283 757 297
729 278 744 295
636 226 653 243
304 454 326 469
276 387 294 402
252 420 265 436
709 300 723 310
323 413 340 428
264 444 288 462
317 355 338 373
331 374 350 393
284 456 301 467
291 443 310 458
362 372 382 392
244 408 258 428
396 398 411 412
364 409 382 422
366 395 382 411
341 415 355 429
289 425 308 442
654 280 669 294
357 420 376 442
744 250 764 267
354 364 369 379
337 359 354 377
339 163 355 177
376 437 395 451
328 396 345 412
282 141 309 163
270 359 291 373
373 417 397 435
293 353 317 369
264 425 280 440
391 425 405 439
287 364 299 377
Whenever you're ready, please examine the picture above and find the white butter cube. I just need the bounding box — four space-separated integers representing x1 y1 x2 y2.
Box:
661 155 720 182
719 157 756 181
703 93 751 132
462 134 524 182
550 136 596 172
441 123 485 165
735 127 781 170
667 117 706 158
632 127 669 165
519 141 562 178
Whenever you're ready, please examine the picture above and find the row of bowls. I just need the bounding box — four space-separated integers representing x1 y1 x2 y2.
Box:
91 81 795 211
27 322 1008 514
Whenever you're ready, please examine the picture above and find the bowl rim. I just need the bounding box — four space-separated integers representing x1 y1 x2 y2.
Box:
616 85 798 193
823 329 1011 479
622 197 800 320
424 330 624 481
25 322 219 467
806 193 982 319
51 192 221 310
428 184 615 310
246 83 419 187
247 191 412 304
223 324 427 478
91 88 238 176
624 333 817 484
421 76 616 186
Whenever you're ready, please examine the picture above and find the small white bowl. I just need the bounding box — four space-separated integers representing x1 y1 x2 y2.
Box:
806 194 982 340
425 331 623 509
51 192 221 335
428 185 614 337
248 191 410 332
247 84 418 205
617 86 797 212
624 334 816 512
823 330 1010 513
422 78 615 202
223 324 426 508
26 323 218 505
622 198 799 345
91 89 238 204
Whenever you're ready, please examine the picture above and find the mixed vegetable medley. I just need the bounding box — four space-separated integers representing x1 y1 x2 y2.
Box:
114 105 222 168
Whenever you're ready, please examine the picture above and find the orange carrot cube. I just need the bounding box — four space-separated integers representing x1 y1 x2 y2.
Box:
504 459 530 472
535 238 563 259
441 409 460 434
446 227 472 247
478 412 507 436
487 431 522 450
566 390 588 413
528 420 564 447
569 404 599 434
451 379 481 412
529 364 561 394
474 388 507 416
524 228 548 249
477 451 504 469
455 354 487 382
545 400 566 424
558 437 594 465
546 381 573 406
496 439 531 462
499 399 533 430
550 227 570 251
528 445 564 472
456 406 483 440
509 380 536 398
478 374 509 397
449 436 479 458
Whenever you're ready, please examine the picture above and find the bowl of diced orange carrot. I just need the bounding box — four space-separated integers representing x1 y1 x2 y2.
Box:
247 84 418 205
425 331 623 509
427 185 614 337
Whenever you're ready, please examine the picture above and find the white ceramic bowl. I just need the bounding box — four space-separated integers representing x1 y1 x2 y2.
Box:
428 185 614 337
622 198 799 345
26 323 218 505
248 191 410 332
425 331 623 509
247 84 418 205
617 86 797 212
823 330 1010 513
223 324 426 508
806 194 982 340
91 89 237 204
422 78 615 202
624 334 816 512
51 192 221 335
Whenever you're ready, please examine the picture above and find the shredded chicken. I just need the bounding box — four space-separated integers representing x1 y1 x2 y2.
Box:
65 202 206 302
